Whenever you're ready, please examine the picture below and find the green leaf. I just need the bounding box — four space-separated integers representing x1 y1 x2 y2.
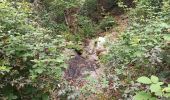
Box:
137 76 152 84
160 23 169 28
168 84 170 87
164 93 170 98
164 34 170 41
157 82 164 85
35 68 44 74
155 90 163 96
149 97 157 100
133 51 143 57
133 91 152 100
163 87 170 92
56 58 64 63
150 83 161 93
151 75 159 83
0 66 11 72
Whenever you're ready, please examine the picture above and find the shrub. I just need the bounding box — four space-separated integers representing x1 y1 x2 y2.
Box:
102 0 170 99
78 15 97 38
104 0 170 77
0 1 66 99
99 16 117 31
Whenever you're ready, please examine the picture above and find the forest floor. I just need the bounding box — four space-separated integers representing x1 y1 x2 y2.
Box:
64 13 129 99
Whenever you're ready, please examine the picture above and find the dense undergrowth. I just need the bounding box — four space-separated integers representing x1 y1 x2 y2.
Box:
103 0 170 99
0 1 66 99
0 0 170 100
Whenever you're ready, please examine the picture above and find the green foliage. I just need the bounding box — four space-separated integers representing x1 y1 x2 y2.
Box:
151 75 159 83
80 0 98 17
63 15 98 41
0 0 170 99
78 15 97 38
31 0 84 35
99 16 117 31
80 76 109 96
136 76 152 84
102 0 170 99
58 83 80 100
134 75 170 100
104 0 170 75
134 91 156 100
49 0 83 9
0 1 33 34
0 0 66 99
